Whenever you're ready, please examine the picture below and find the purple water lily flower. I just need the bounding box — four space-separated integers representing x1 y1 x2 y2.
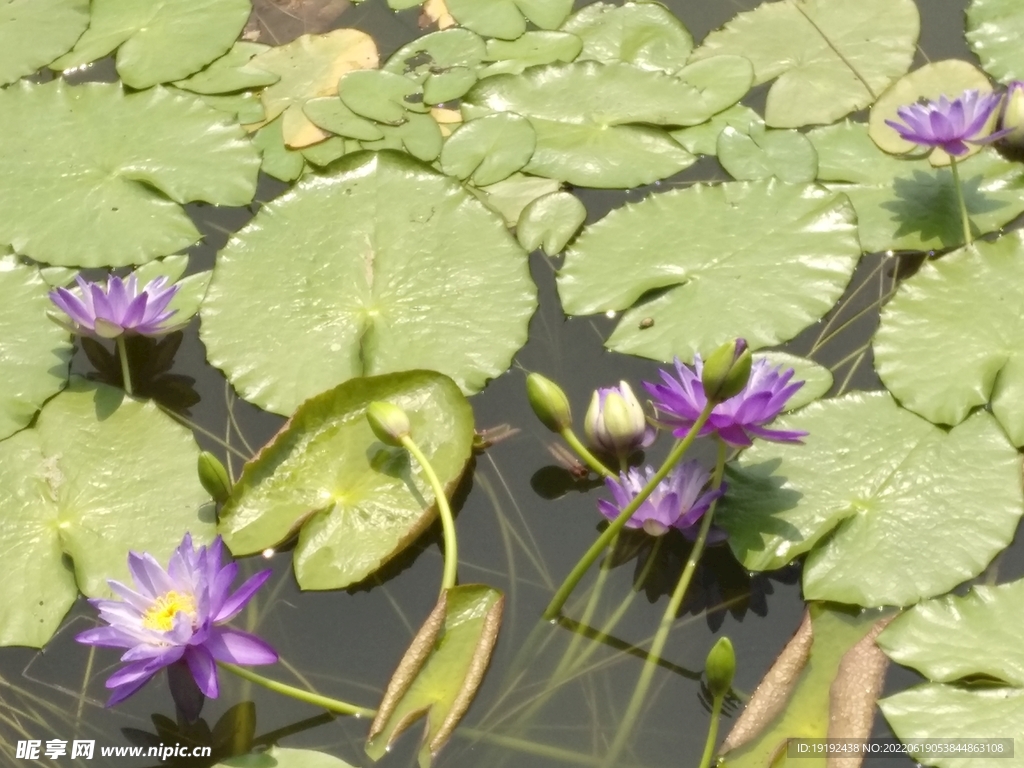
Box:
597 461 724 538
49 273 181 339
645 356 806 448
885 89 1008 156
76 534 277 707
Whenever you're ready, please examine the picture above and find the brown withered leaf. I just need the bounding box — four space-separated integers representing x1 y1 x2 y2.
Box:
420 0 455 29
243 0 352 45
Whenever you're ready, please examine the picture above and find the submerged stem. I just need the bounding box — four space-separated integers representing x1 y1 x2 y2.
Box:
116 337 133 396
401 435 458 593
559 427 615 479
542 401 716 621
219 662 375 718
950 156 973 247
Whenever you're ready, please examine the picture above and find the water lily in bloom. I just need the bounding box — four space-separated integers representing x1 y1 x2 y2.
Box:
645 356 805 447
76 534 277 707
584 381 655 459
49 272 182 339
597 462 723 538
885 89 1007 156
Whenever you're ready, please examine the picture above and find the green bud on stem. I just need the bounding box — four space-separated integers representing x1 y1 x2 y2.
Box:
197 451 232 504
367 401 411 446
705 636 736 700
526 373 572 433
702 339 752 403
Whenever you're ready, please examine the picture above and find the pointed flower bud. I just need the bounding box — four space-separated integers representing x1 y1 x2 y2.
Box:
197 451 232 504
701 339 752 404
584 381 653 459
1002 81 1024 145
526 373 572 433
705 636 736 699
367 401 411 446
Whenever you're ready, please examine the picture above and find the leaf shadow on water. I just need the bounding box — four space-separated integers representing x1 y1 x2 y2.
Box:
881 169 1008 247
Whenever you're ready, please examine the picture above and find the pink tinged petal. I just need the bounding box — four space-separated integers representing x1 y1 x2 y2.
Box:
206 628 279 666
184 646 220 698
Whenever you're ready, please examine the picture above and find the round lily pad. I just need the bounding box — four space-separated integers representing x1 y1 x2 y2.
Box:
51 0 250 89
516 191 586 256
0 80 260 267
0 0 88 86
201 151 536 415
480 32 582 77
692 0 919 128
0 378 214 648
219 371 474 590
717 392 1023 607
967 0 1024 83
560 1 692 73
173 41 280 95
445 0 573 40
558 180 860 361
439 113 536 186
717 122 818 183
874 231 1024 447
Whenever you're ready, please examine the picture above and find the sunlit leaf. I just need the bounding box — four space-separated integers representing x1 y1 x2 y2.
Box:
0 258 70 441
561 1 692 73
219 746 357 768
808 121 1024 252
878 578 1024 767
304 96 384 140
366 585 504 768
718 122 818 183
718 392 1023 607
468 172 561 227
868 60 993 166
382 29 486 97
440 114 536 186
219 371 474 590
757 352 832 412
338 69 427 124
480 31 582 77
0 0 88 86
692 0 919 127
0 81 259 268
874 232 1024 447
191 91 267 124
558 181 859 361
722 606 890 767
359 112 444 163
516 191 586 256
670 103 760 156
251 116 306 182
0 378 214 647
51 0 250 89
251 29 378 147
201 151 536 414
445 0 572 40
173 41 280 94
967 0 1024 84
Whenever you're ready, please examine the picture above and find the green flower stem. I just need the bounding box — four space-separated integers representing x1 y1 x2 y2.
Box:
542 401 716 621
559 427 615 479
116 337 133 396
601 439 729 767
400 434 458 593
698 692 726 768
218 662 376 718
949 156 973 247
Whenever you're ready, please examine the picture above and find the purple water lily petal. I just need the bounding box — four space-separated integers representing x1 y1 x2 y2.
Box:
597 462 721 538
207 627 279 666
216 570 272 623
48 270 182 340
886 88 1004 156
184 645 220 699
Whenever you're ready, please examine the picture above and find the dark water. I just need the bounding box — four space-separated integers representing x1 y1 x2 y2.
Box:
3 1 1022 766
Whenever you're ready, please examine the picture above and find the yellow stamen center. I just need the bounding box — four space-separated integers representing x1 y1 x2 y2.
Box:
141 591 197 632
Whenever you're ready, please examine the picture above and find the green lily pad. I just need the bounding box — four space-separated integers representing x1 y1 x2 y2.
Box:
560 1 692 73
878 579 1024 767
338 69 426 125
670 103 760 156
0 258 70 441
516 191 586 256
219 747 357 768
468 173 561 227
440 114 536 186
366 585 503 767
201 151 536 415
251 116 306 182
132 255 212 324
173 41 280 95
808 121 1024 252
874 232 1024 447
423 67 477 104
717 122 818 183
218 371 474 590
382 28 486 84
691 0 919 128
0 377 214 648
192 91 267 125
301 137 351 167
558 180 859 361
51 0 250 89
445 0 572 40
0 0 88 86
868 60 994 166
756 352 832 412
967 0 1024 84
717 392 1023 607
303 97 385 141
359 113 444 163
0 81 259 268
480 31 582 77
251 29 379 147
